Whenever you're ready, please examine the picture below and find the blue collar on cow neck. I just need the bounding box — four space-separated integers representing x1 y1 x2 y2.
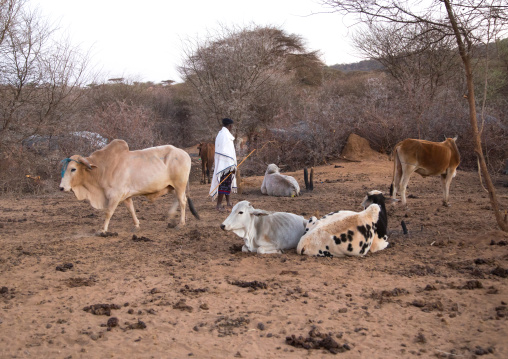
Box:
60 158 79 178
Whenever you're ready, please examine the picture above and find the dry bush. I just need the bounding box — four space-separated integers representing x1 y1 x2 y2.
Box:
88 100 160 150
150 84 204 148
0 148 60 194
180 24 322 146
240 70 507 176
0 99 163 194
479 120 508 174
84 82 198 149
239 84 353 175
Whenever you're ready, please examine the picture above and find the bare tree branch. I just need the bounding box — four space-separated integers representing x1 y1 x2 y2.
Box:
179 24 323 143
322 0 508 231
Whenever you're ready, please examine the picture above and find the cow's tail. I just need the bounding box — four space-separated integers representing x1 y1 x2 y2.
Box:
187 197 200 220
186 176 200 220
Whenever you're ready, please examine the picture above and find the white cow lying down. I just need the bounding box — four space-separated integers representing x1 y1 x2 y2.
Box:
261 164 300 197
220 201 307 254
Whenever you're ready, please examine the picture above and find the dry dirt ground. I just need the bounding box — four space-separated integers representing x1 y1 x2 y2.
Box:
1 157 508 359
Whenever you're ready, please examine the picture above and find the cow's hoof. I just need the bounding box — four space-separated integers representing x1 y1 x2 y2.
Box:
168 221 184 229
96 231 118 237
442 202 451 207
167 221 179 229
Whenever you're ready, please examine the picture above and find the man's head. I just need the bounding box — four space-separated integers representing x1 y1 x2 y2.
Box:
222 118 233 130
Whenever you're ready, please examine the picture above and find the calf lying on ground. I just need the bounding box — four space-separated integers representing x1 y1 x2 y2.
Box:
261 164 300 197
297 191 392 257
221 201 307 254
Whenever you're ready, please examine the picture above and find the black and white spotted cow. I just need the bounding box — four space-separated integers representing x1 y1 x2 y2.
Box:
297 190 392 257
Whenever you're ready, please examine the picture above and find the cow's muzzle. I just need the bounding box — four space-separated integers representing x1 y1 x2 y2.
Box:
59 187 64 191
220 224 226 230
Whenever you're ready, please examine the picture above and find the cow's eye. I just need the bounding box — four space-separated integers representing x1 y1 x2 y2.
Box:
238 211 243 214
71 168 76 172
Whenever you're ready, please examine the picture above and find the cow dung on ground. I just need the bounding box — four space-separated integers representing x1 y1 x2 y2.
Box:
340 133 388 162
2 157 508 358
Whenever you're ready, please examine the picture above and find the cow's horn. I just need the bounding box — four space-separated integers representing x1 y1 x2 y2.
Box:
76 156 94 170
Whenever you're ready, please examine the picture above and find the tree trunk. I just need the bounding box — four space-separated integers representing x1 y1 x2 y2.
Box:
465 65 508 231
444 0 508 231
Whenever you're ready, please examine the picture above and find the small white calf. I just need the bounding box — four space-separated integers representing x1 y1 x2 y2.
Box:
261 164 300 197
220 201 307 254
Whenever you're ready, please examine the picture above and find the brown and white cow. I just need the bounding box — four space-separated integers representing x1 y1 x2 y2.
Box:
197 142 215 184
59 139 199 233
390 137 460 207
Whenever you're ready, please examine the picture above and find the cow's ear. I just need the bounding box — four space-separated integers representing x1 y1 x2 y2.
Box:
76 156 96 170
385 198 399 205
251 209 269 217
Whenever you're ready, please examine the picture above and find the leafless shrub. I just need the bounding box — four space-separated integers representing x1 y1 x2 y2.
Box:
0 147 59 193
0 0 95 193
88 100 160 150
180 24 322 141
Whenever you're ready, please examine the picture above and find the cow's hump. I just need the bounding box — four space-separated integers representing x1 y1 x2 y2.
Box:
103 139 129 153
91 139 129 159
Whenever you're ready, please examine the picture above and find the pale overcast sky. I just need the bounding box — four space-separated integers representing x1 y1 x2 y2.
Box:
34 0 363 83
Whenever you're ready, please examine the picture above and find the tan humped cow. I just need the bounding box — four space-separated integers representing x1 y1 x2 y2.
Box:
390 137 460 206
59 139 199 233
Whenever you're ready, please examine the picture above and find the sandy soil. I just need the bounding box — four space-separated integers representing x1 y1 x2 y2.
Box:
1 158 508 359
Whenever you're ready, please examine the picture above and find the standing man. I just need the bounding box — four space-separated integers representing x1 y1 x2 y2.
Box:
209 118 237 211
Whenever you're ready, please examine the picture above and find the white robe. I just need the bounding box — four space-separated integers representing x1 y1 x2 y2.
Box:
209 127 237 199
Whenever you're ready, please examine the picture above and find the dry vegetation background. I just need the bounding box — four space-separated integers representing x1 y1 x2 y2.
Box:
1 1 508 195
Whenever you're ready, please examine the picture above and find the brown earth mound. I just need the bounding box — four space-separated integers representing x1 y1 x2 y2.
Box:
341 133 388 161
